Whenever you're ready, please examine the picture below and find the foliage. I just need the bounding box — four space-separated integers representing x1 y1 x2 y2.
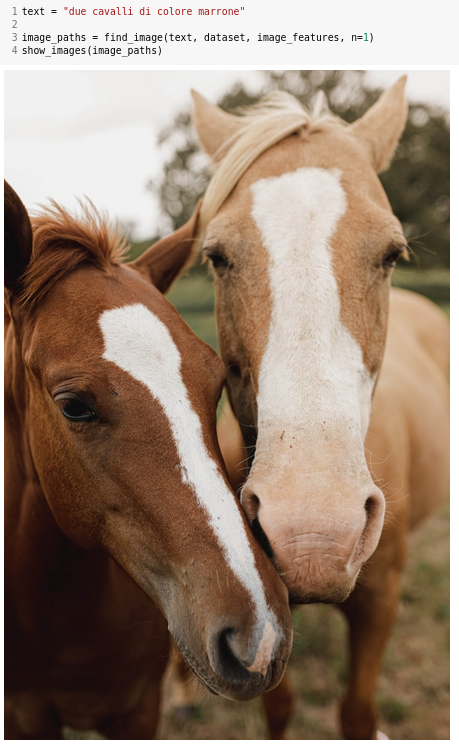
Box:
152 70 449 269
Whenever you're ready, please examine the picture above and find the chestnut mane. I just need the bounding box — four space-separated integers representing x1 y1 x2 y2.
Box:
20 200 129 312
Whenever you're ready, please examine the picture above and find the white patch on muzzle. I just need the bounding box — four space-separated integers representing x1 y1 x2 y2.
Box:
250 167 374 444
99 303 276 645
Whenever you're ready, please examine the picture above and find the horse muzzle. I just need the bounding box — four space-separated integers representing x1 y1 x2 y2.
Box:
241 475 386 604
182 613 291 701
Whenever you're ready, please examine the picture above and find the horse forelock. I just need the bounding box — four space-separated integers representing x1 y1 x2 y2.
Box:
19 200 129 313
199 91 342 237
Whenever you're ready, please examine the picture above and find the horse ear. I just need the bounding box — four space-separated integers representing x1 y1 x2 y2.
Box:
4 181 33 295
191 89 243 160
131 201 201 294
349 76 408 173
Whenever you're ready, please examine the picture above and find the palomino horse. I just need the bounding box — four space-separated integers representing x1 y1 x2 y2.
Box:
190 77 450 738
4 182 292 739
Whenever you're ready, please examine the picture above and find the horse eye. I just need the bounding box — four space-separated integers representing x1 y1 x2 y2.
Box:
57 398 97 422
204 250 230 270
382 248 402 269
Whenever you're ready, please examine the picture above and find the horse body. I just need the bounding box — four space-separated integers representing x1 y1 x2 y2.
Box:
192 79 449 738
5 544 167 736
4 183 292 738
368 288 449 531
339 287 449 738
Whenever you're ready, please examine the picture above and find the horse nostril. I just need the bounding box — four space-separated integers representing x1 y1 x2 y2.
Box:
350 490 386 569
216 627 250 676
240 488 260 522
241 488 275 560
364 493 385 527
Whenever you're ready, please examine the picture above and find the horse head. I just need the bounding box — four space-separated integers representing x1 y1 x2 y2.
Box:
4 181 292 700
193 79 409 603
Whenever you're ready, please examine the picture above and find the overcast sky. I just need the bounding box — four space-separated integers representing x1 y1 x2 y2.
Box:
4 69 450 240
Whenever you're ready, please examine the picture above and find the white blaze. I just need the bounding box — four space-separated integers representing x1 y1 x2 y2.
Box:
99 303 275 636
250 167 374 443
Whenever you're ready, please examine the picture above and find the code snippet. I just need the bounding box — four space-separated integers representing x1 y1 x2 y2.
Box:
5 3 379 64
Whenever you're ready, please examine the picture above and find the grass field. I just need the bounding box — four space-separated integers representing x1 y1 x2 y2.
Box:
391 267 450 305
166 270 218 351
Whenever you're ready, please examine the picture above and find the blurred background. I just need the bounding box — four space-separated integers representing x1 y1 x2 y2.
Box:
4 70 449 256
5 69 450 740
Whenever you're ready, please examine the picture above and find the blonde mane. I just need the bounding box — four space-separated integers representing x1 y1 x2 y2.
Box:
199 90 341 235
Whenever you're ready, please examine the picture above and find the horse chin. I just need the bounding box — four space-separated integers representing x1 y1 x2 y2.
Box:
182 651 282 702
280 561 360 605
259 532 360 605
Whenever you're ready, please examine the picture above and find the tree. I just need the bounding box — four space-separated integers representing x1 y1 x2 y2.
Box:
152 71 449 269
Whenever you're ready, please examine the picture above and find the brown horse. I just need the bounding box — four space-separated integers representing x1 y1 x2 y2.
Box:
190 78 449 738
4 181 293 739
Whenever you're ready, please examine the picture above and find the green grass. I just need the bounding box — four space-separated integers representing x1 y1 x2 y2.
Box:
167 271 215 313
392 267 450 304
377 696 409 724
166 271 218 351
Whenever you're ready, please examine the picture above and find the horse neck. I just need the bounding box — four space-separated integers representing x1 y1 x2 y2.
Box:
4 322 55 547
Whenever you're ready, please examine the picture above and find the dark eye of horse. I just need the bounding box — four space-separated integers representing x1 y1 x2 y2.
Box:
382 248 402 269
204 250 230 270
57 398 97 423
